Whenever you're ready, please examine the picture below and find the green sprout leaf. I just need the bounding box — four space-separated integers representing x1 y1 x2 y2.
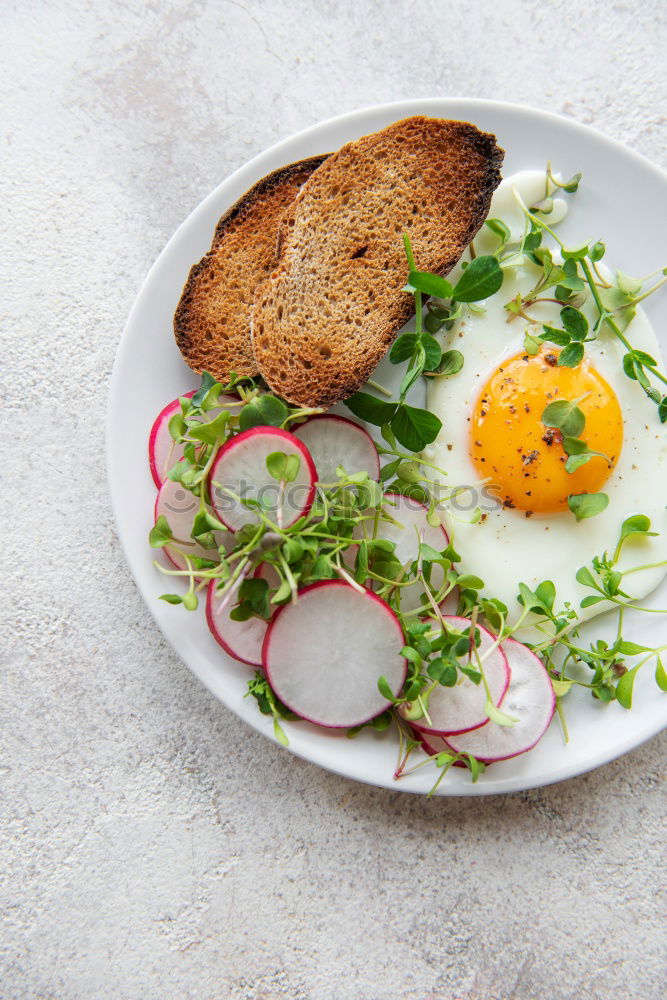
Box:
547 166 582 193
517 581 555 615
159 593 183 605
463 754 485 783
562 437 609 474
580 594 607 608
390 404 442 451
599 286 636 331
191 371 217 407
149 515 173 548
421 334 442 371
404 269 453 299
189 410 230 446
168 412 186 440
485 698 518 727
561 172 582 193
266 451 300 483
616 664 641 710
429 349 464 377
568 492 609 522
378 674 399 703
655 657 667 693
558 342 584 368
273 717 289 746
427 658 457 687
535 580 556 612
484 218 511 248
559 258 585 291
562 244 589 261
614 514 657 560
389 332 417 364
239 394 289 430
617 270 642 297
565 452 593 473
452 256 503 302
576 565 599 589
542 398 586 438
346 392 397 427
540 325 572 347
552 678 573 697
561 306 588 341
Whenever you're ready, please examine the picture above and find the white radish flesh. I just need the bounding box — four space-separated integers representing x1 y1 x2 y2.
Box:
155 479 228 570
149 390 237 487
404 615 510 737
446 638 556 762
293 415 380 483
209 427 317 532
372 492 449 614
263 581 406 728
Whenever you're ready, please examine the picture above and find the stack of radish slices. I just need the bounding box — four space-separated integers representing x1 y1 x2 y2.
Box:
405 630 555 765
149 394 556 770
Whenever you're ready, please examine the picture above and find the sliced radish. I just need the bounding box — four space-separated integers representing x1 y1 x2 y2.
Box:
148 390 237 487
155 478 228 570
402 615 510 737
411 729 467 768
207 581 266 666
446 638 555 762
415 729 451 757
263 581 407 729
207 563 282 667
208 427 317 532
373 492 449 613
292 415 380 483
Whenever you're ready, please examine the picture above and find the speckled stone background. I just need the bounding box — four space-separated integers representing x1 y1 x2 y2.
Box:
2 1 666 997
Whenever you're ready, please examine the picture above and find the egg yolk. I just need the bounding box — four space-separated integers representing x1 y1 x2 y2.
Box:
470 348 623 514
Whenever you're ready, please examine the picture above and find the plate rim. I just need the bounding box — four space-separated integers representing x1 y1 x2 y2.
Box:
107 97 667 796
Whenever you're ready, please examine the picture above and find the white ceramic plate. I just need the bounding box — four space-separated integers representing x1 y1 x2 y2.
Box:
108 99 667 795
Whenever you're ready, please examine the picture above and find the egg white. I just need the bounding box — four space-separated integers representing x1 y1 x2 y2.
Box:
426 172 667 624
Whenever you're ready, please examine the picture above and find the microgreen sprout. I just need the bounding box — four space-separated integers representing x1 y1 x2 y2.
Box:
345 234 503 450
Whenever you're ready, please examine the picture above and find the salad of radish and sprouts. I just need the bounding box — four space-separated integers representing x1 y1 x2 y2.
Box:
149 166 667 794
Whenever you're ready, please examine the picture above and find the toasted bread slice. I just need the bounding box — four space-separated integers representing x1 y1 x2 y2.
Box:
251 117 503 406
174 155 327 380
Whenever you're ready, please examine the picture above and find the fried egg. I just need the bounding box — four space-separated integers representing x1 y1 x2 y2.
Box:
426 172 667 622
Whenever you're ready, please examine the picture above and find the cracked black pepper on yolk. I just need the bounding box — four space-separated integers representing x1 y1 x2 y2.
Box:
470 347 623 514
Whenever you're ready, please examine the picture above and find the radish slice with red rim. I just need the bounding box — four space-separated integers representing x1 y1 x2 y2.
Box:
207 563 282 667
148 390 237 488
292 415 380 483
370 493 449 613
446 638 555 763
206 583 263 666
155 479 228 570
412 729 468 768
415 730 451 757
402 615 510 737
208 427 317 532
263 581 407 729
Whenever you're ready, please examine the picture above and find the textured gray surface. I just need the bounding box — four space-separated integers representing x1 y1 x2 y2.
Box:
1 1 666 997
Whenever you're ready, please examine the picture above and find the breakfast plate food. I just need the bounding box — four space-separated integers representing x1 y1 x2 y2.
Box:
108 99 667 795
